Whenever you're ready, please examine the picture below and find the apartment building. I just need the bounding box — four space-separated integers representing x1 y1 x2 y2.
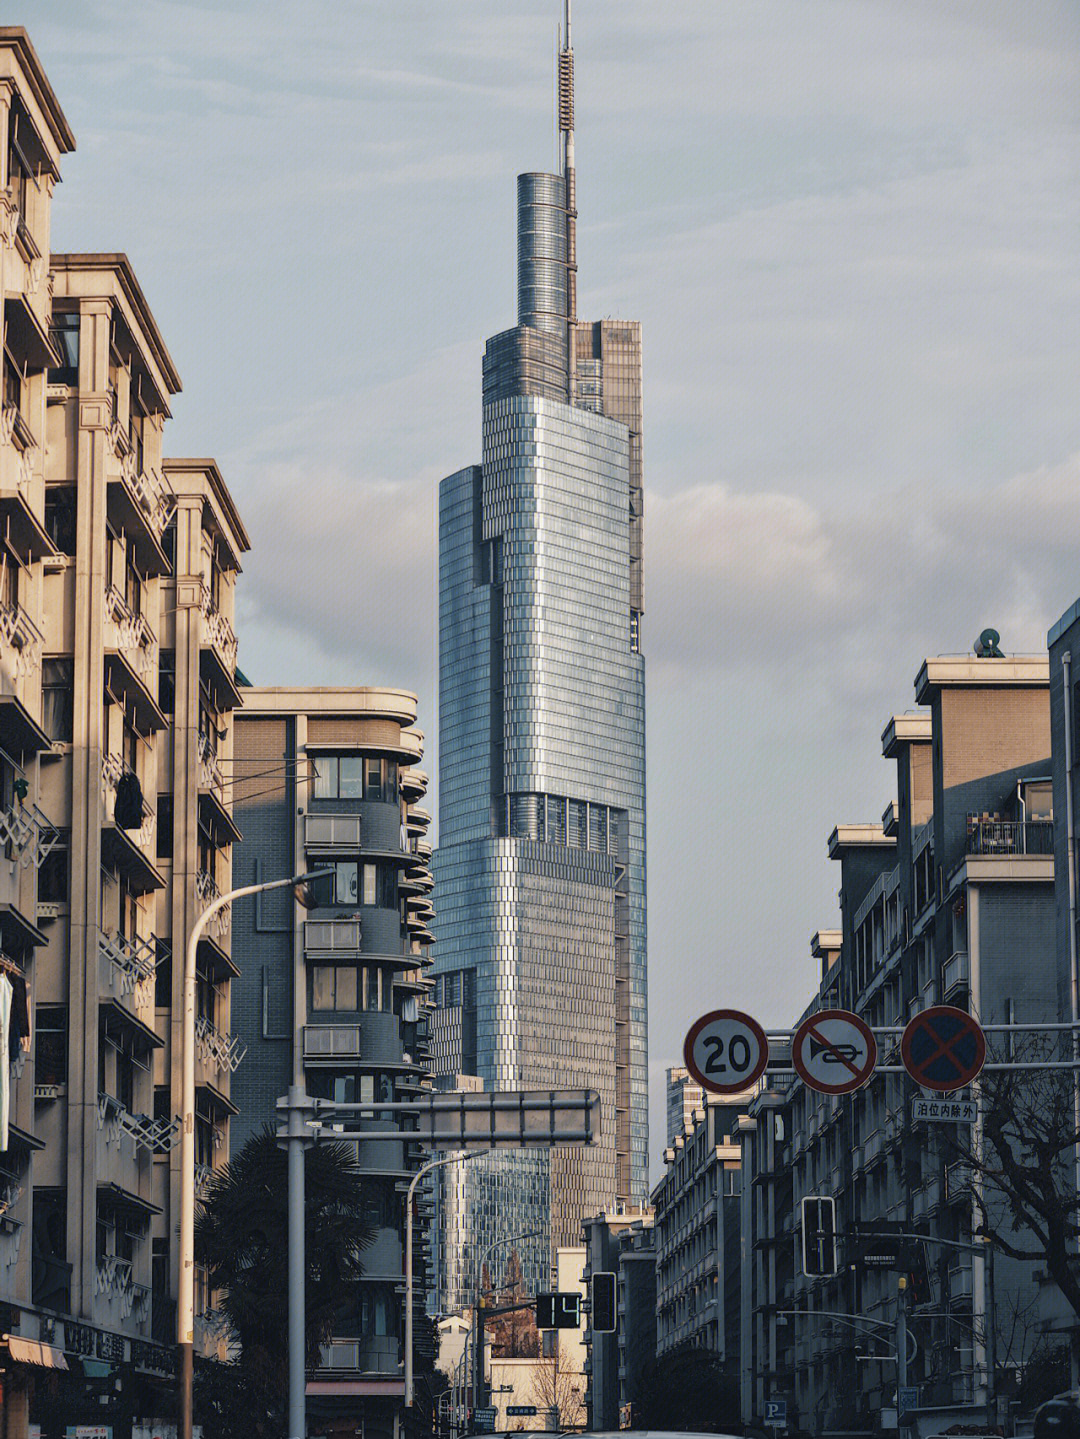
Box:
581 1206 655 1430
740 647 1057 1433
0 28 75 1433
230 688 434 1439
0 29 253 1434
653 1096 742 1364
665 1066 704 1148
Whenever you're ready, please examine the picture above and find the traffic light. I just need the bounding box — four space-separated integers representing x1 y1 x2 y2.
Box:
801 1195 838 1277
591 1271 617 1333
535 1291 581 1329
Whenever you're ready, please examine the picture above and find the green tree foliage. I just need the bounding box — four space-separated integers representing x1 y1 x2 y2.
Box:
194 1125 374 1407
634 1343 741 1433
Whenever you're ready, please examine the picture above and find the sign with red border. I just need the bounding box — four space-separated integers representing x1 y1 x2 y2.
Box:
791 1009 877 1095
684 1009 769 1096
901 1005 986 1093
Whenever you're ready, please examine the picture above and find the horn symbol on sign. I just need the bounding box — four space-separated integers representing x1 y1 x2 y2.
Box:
808 1036 862 1064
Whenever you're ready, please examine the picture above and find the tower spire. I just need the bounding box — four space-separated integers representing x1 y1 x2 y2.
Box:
558 0 577 397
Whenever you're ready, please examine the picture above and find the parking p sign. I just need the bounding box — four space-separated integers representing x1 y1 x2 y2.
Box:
765 1399 787 1427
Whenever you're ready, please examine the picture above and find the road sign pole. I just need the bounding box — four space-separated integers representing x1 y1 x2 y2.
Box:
896 1276 908 1409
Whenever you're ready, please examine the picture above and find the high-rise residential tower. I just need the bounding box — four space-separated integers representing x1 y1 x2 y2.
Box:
432 5 648 1294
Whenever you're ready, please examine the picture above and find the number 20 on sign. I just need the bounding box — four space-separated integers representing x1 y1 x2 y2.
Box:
684 1009 769 1096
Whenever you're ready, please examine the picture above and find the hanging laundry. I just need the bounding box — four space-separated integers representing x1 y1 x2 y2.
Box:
114 771 144 830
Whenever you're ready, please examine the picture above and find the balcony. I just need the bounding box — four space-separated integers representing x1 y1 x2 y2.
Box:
199 585 240 710
0 407 54 563
197 734 240 847
305 813 362 851
948 1265 974 1302
320 1336 400 1376
106 447 175 576
943 950 970 999
304 918 361 955
0 798 59 872
195 1013 246 1077
103 587 164 734
0 596 43 686
99 928 157 1013
196 870 230 941
101 754 163 894
966 816 1054 857
911 1177 941 1220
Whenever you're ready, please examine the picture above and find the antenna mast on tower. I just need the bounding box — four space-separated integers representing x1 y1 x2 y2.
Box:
559 0 577 400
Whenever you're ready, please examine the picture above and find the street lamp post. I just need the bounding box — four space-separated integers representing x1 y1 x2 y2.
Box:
178 867 332 1439
472 1228 543 1414
404 1149 490 1407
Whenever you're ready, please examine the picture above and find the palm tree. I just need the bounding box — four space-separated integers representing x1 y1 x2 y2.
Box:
195 1124 375 1403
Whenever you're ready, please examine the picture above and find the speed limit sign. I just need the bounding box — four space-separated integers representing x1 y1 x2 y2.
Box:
684 1009 769 1095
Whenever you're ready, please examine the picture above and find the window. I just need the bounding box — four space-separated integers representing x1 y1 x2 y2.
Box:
35 1006 67 1087
38 831 69 904
44 488 76 554
158 651 175 715
311 753 390 801
311 965 359 1011
312 862 358 907
42 658 74 742
156 794 173 860
48 312 80 387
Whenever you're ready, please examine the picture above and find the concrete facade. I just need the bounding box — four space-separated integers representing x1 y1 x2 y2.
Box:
654 1097 742 1363
580 1206 655 1430
0 29 254 1431
230 688 434 1439
738 650 1059 1433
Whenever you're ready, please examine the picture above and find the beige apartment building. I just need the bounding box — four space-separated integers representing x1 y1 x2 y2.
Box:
0 27 251 1433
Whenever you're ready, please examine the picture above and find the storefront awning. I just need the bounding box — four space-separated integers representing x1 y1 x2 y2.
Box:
3 1334 68 1369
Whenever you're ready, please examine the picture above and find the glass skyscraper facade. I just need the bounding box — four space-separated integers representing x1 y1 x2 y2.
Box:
431 19 647 1302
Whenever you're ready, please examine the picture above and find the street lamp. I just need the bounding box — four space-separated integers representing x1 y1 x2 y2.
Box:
404 1149 490 1407
473 1228 543 1412
178 867 332 1439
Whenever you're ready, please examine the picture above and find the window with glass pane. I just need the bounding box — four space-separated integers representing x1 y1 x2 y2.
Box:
335 862 358 904
312 756 337 799
361 864 377 906
339 757 363 798
364 758 382 800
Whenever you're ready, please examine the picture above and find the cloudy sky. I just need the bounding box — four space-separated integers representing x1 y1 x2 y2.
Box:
28 0 1080 1168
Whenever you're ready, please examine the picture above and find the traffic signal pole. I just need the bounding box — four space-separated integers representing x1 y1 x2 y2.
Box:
896 1277 908 1409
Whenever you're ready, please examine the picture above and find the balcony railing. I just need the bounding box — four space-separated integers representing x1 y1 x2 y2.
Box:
943 950 970 997
101 753 156 852
195 869 230 940
94 1253 133 1299
304 919 361 954
200 584 238 674
0 404 33 492
0 596 43 679
966 817 1054 857
116 451 175 542
104 585 156 680
99 928 157 1003
0 800 59 871
195 1013 246 1075
197 732 224 793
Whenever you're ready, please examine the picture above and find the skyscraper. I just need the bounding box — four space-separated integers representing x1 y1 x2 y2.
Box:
432 5 648 1295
